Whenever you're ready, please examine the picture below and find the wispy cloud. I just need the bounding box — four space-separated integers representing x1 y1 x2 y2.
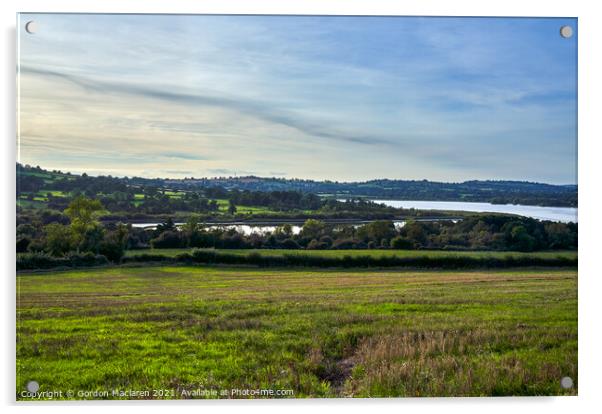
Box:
20 66 393 147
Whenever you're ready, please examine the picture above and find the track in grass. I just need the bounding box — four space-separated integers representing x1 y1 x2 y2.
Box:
17 266 577 399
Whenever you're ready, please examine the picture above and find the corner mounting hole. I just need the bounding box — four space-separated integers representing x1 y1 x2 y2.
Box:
560 376 573 389
560 25 573 39
25 21 37 34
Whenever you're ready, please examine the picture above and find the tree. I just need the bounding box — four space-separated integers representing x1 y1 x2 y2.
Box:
64 196 105 251
80 225 105 254
357 220 396 242
510 225 536 252
274 224 293 239
228 200 237 215
181 214 201 247
403 221 428 246
545 222 573 249
155 218 176 237
44 223 73 256
301 219 325 239
99 223 129 262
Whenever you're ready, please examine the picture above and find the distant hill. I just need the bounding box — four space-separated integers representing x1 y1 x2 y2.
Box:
159 177 577 207
17 164 577 207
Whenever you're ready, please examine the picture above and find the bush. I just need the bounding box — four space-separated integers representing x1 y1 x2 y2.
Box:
99 238 125 262
354 241 368 249
332 238 357 249
121 253 173 264
150 231 183 249
390 236 415 249
280 238 300 249
17 252 108 271
16 237 31 253
307 239 328 250
319 236 333 247
66 252 109 267
221 234 248 249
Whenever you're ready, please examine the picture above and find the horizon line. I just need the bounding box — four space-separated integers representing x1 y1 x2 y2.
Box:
17 163 578 188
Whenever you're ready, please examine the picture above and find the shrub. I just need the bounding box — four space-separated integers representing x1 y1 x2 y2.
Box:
16 237 31 253
121 254 173 264
99 238 125 262
307 239 328 250
390 236 415 249
332 238 357 250
319 235 333 247
354 241 368 249
17 252 108 271
150 231 183 249
280 238 300 249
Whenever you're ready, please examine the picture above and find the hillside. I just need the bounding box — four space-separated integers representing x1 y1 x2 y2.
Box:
17 164 577 207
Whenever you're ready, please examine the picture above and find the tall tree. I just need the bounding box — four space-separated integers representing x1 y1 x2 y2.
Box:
64 196 105 251
182 214 201 247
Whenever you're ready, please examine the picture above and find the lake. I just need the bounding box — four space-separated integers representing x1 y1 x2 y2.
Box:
131 223 303 235
129 222 413 235
129 199 577 234
372 200 577 223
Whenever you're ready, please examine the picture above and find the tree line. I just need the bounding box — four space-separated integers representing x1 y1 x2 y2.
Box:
17 196 577 271
139 215 576 252
18 163 577 209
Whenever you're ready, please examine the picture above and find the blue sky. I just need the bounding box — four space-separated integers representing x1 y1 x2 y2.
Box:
18 14 577 184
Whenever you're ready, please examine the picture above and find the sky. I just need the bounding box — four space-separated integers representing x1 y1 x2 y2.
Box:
18 14 577 184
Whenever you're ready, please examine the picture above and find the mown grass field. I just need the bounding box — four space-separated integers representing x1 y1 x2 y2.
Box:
17 266 577 399
125 247 577 260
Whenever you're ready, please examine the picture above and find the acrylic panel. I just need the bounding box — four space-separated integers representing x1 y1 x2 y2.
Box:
16 14 578 400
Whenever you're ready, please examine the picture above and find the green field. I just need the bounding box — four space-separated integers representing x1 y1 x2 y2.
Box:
214 199 277 214
17 266 577 399
125 248 577 260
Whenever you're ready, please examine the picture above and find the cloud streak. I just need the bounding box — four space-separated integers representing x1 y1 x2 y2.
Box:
20 66 392 147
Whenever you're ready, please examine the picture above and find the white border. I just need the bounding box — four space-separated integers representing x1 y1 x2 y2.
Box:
3 1 601 414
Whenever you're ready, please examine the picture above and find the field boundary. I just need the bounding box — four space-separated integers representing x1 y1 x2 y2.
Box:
17 250 576 272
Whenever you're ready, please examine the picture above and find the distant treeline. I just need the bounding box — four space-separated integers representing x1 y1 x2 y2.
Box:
163 177 577 207
17 164 410 219
18 163 577 208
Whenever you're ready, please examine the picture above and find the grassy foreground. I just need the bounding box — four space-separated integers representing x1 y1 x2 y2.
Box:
17 266 577 399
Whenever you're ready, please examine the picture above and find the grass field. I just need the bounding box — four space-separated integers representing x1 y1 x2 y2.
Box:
17 266 577 399
125 247 578 260
214 199 278 214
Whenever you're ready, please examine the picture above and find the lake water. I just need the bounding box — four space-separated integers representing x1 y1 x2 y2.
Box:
129 199 577 234
372 200 577 223
131 223 304 235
